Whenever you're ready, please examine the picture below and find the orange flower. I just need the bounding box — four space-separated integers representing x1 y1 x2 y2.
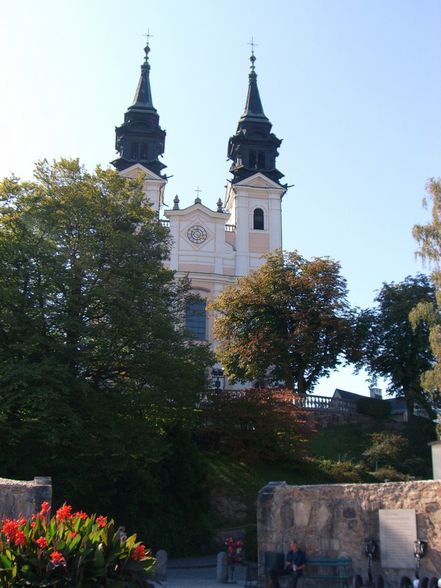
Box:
50 551 66 565
131 544 146 561
1 519 20 541
36 537 48 549
39 501 51 516
73 511 88 520
13 530 27 546
96 515 107 528
56 504 72 522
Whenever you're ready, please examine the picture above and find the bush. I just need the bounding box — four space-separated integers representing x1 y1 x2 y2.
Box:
370 466 407 482
314 458 369 483
0 502 155 587
199 388 313 463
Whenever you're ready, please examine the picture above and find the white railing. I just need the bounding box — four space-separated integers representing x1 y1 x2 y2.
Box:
292 394 357 414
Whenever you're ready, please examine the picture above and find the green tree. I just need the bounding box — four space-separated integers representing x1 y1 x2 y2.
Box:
359 275 435 417
210 251 354 394
0 159 212 547
412 178 441 397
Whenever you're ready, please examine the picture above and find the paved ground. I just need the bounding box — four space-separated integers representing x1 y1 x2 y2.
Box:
153 555 248 588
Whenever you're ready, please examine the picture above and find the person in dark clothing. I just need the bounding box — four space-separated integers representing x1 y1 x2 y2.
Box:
270 541 306 588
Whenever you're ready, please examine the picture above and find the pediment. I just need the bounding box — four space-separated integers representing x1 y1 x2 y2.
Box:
119 163 164 182
237 172 282 189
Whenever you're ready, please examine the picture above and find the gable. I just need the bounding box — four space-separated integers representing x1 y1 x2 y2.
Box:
237 172 282 189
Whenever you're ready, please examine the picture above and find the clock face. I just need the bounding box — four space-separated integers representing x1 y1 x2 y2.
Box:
187 224 208 244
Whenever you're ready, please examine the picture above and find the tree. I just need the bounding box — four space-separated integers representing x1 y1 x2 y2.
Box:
412 178 441 397
209 251 354 394
0 159 212 546
199 388 312 462
359 275 435 417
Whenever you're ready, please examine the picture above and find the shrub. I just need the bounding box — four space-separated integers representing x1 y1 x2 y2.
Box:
199 388 313 463
0 502 155 587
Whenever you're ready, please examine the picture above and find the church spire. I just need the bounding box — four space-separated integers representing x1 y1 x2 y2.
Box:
112 39 166 177
227 47 284 185
132 42 155 110
241 48 267 120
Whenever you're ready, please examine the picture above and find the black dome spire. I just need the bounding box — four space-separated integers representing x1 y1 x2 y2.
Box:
227 49 283 185
112 40 166 177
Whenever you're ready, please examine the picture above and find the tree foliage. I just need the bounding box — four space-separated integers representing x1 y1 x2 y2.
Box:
412 178 441 395
199 388 312 462
0 159 213 551
358 275 435 416
210 251 354 394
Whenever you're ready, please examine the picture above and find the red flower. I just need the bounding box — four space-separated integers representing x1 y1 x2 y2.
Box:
35 537 48 549
40 501 51 516
131 544 147 561
13 530 27 546
50 551 66 565
73 511 88 520
56 504 72 522
68 531 78 539
96 516 107 528
1 519 20 541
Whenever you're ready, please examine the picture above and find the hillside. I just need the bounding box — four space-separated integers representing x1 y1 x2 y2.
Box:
205 416 436 556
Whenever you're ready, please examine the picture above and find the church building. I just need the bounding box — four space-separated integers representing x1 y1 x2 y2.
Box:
112 41 287 352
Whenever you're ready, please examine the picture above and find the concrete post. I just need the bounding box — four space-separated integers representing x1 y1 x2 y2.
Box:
216 551 228 583
429 441 441 479
155 549 167 581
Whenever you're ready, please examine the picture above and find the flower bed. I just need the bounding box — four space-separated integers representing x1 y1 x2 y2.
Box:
0 502 155 587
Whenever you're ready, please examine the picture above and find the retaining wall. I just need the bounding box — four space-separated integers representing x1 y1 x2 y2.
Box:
257 480 441 587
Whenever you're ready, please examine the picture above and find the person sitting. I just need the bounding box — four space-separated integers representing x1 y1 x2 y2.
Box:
270 540 306 588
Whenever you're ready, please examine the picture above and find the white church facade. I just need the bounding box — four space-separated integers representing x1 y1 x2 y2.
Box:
112 42 287 350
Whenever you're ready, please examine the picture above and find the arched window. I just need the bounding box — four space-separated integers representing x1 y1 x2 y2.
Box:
253 208 264 230
185 301 207 340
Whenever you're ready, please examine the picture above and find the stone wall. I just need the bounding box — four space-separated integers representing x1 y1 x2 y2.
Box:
257 480 441 587
0 477 52 520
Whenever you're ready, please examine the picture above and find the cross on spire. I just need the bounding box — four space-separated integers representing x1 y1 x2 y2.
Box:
143 29 154 45
194 186 202 198
248 36 258 55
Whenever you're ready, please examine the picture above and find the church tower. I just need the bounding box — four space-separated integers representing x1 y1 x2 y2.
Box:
113 43 287 351
112 41 166 212
224 49 286 276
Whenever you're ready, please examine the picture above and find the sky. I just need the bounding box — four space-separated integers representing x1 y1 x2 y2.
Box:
1 0 440 397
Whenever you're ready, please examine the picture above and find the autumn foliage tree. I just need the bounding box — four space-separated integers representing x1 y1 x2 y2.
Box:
200 388 312 462
210 251 354 394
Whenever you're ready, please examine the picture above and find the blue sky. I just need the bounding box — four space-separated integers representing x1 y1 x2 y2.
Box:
1 0 440 396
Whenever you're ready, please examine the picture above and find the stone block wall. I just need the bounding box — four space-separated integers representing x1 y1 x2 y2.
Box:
257 480 441 587
0 477 52 520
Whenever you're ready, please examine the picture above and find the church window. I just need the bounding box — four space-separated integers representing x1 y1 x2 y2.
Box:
258 151 265 168
140 143 148 159
253 208 264 230
249 150 257 169
130 142 139 160
185 301 207 340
